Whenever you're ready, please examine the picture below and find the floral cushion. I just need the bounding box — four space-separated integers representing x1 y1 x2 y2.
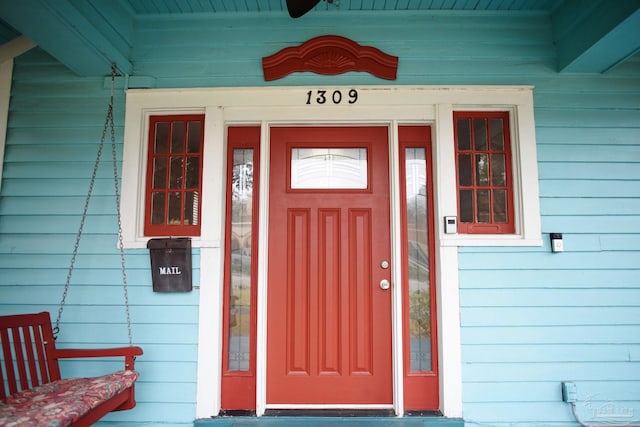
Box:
0 370 139 427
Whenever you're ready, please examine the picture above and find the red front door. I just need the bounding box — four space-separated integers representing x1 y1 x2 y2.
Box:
267 126 393 405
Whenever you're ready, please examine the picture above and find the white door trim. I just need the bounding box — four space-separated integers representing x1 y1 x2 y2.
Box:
261 123 402 414
120 85 541 420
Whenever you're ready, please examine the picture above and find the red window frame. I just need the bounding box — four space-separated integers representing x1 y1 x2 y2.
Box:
144 114 205 237
454 111 515 234
399 126 439 411
221 127 260 411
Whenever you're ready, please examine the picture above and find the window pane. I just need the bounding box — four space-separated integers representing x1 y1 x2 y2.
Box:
171 122 185 154
168 192 182 225
460 190 474 223
154 122 169 154
232 149 254 208
490 118 504 151
405 148 426 198
476 190 491 223
456 119 471 150
187 121 201 153
454 111 513 234
458 154 472 187
152 158 167 189
492 154 506 186
185 157 200 188
170 157 183 189
146 115 205 235
291 147 367 189
473 118 487 151
404 147 431 372
228 148 254 371
493 190 507 223
151 192 165 225
476 154 489 186
184 191 199 226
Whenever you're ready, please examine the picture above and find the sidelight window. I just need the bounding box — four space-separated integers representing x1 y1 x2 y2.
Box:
399 126 439 410
221 126 260 410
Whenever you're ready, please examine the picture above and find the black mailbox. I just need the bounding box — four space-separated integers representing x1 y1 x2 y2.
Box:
147 238 192 292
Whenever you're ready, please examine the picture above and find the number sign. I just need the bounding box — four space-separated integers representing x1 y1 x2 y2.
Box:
306 89 359 105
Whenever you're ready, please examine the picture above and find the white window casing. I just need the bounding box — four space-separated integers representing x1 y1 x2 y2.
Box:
122 86 541 248
120 85 542 418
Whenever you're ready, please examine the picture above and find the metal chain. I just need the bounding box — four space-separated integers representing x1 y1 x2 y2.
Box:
55 64 133 346
107 65 134 346
54 93 107 339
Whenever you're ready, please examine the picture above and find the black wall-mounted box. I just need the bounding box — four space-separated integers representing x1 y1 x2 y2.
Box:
147 238 192 292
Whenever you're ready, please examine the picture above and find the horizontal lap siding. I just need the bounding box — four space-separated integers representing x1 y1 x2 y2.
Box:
460 46 640 427
1 9 639 427
132 12 555 88
0 49 199 425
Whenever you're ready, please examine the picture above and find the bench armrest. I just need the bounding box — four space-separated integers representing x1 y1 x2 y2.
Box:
54 346 143 370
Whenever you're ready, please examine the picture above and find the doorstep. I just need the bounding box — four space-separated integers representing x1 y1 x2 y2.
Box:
194 415 465 427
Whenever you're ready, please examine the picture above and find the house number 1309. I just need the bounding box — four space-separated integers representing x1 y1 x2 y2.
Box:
306 89 359 105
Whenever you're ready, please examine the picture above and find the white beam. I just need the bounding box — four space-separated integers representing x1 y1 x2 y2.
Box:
0 0 132 76
0 59 14 192
0 35 37 63
554 0 640 73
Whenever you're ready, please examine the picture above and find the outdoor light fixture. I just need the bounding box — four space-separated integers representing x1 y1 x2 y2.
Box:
286 0 336 18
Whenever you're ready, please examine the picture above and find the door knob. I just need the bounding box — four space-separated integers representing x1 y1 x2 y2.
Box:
380 279 390 290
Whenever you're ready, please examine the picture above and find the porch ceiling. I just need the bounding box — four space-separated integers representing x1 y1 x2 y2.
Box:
0 0 639 76
124 0 564 14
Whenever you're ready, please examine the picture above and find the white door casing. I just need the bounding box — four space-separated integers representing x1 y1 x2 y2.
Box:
120 85 541 419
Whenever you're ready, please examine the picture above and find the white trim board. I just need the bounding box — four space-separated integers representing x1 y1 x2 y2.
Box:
0 37 37 192
0 60 13 192
121 85 543 419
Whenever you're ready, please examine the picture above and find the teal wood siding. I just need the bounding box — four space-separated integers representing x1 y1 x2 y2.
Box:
459 55 640 427
0 50 199 426
0 10 639 427
132 12 556 88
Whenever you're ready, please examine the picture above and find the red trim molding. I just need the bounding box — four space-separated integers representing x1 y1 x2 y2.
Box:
262 35 398 81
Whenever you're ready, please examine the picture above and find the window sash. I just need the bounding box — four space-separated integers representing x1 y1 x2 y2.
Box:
454 111 515 234
144 115 204 236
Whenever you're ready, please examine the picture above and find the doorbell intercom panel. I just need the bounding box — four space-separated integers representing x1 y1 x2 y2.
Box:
444 216 458 234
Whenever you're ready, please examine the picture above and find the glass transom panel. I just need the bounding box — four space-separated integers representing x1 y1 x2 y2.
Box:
291 147 368 189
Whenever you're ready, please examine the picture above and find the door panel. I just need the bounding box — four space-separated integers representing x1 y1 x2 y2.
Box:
267 126 392 405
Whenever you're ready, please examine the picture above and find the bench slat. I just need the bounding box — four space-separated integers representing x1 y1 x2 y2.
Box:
23 325 41 388
1 328 18 396
11 327 30 391
32 323 51 384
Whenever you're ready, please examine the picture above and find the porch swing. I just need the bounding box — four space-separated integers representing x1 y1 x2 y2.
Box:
0 65 143 427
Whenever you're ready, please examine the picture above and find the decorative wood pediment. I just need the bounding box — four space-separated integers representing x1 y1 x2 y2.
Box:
262 35 398 81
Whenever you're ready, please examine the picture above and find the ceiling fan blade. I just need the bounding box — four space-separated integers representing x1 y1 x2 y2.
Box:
286 0 322 18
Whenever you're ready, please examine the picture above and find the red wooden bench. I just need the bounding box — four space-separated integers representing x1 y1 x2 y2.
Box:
0 312 143 427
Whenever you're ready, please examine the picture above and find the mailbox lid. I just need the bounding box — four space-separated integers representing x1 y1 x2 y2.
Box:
147 237 192 250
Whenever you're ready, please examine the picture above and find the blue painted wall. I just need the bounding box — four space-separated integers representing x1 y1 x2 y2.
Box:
1 9 639 427
1 52 200 425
